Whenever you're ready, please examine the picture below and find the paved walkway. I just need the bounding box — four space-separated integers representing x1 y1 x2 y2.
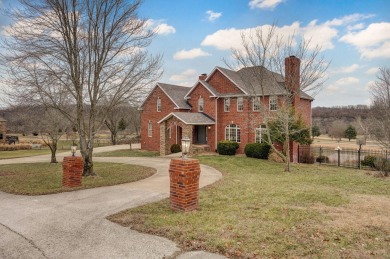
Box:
0 145 226 259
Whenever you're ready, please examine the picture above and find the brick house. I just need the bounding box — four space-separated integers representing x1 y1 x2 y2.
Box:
139 56 313 161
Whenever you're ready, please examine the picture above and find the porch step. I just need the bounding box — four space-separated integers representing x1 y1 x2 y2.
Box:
191 144 211 155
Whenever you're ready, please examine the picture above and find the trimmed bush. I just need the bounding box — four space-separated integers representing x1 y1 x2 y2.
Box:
374 158 390 177
244 143 271 159
217 140 239 156
361 155 377 168
170 144 181 153
316 156 329 163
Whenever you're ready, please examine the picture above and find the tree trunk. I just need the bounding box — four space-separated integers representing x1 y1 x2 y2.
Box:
50 143 57 163
111 132 117 145
82 148 95 176
284 121 291 172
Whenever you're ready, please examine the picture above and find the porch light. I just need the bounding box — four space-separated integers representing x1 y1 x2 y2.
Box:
71 143 77 156
181 136 191 159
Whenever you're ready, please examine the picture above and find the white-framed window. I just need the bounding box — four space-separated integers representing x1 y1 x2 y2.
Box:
148 121 152 137
198 96 204 112
237 97 243 112
225 124 240 143
157 98 161 112
269 95 278 111
224 97 230 112
255 124 267 143
167 127 171 139
253 97 260 111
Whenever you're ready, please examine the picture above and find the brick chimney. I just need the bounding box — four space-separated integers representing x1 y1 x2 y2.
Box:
285 56 300 107
199 73 207 80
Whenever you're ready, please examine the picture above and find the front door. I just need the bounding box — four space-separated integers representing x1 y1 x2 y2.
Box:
195 126 207 144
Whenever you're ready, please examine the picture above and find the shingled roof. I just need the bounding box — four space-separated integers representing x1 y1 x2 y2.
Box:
212 66 313 100
158 83 191 109
158 112 215 125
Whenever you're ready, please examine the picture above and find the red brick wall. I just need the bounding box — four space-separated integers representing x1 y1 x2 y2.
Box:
207 70 243 94
141 86 182 151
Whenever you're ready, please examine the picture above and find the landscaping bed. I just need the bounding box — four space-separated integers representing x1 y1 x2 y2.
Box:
0 162 155 195
108 156 390 258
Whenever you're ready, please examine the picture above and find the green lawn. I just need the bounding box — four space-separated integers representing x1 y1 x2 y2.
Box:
0 162 155 195
94 149 159 157
108 156 390 258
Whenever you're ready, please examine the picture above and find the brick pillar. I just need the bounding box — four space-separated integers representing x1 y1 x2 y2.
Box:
62 156 83 188
169 158 201 212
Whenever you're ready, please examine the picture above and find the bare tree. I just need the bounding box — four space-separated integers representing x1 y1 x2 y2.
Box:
369 67 390 149
37 108 69 163
225 24 329 171
1 0 162 175
104 105 129 145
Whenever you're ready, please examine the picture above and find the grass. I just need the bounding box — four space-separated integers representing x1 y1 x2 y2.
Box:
0 149 52 159
94 149 159 157
108 156 390 258
0 162 155 195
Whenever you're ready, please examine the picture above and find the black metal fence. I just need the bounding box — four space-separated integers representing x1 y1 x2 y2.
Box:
298 145 390 169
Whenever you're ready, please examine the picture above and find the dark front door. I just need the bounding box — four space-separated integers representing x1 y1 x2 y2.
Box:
195 126 207 144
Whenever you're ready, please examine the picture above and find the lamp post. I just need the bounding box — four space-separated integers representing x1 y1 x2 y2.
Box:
71 144 77 157
181 136 190 159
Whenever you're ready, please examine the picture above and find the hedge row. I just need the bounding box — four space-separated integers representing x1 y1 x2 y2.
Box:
0 144 33 151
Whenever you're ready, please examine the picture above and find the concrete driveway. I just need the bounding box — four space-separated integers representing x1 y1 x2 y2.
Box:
0 145 225 259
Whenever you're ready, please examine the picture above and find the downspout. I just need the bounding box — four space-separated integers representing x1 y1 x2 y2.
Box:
215 97 219 152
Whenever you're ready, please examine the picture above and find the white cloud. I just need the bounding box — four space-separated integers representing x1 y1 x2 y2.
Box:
249 0 283 10
326 77 360 93
301 20 338 50
169 69 197 82
340 22 390 59
145 19 176 35
365 80 375 91
174 48 211 60
332 64 360 74
206 10 222 22
325 14 374 27
201 23 300 51
347 23 364 31
154 23 176 35
366 67 379 75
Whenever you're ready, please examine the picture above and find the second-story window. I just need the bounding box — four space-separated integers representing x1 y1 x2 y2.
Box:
253 97 260 111
269 95 278 111
157 98 161 112
224 97 230 112
198 96 204 112
237 97 243 112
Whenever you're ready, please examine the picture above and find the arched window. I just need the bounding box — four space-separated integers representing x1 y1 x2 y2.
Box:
157 98 161 112
225 124 240 142
255 124 267 143
198 97 204 112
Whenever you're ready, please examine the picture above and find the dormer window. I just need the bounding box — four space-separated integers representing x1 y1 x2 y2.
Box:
157 98 161 112
269 95 278 111
198 96 204 112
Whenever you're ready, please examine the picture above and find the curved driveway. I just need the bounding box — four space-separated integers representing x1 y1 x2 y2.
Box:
0 145 225 259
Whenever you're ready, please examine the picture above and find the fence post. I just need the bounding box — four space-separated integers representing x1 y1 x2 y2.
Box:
319 146 322 165
358 148 361 169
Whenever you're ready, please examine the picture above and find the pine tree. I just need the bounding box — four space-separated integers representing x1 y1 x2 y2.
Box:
344 125 357 141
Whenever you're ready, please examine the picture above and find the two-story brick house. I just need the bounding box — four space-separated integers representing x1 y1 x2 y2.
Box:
139 56 313 161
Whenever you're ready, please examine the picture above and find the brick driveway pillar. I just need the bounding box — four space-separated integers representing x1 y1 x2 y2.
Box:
169 158 201 212
62 156 83 188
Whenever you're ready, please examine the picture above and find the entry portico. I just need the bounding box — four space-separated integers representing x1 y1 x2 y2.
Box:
158 112 215 156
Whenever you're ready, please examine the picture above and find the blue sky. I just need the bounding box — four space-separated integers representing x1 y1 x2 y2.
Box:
1 0 390 107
